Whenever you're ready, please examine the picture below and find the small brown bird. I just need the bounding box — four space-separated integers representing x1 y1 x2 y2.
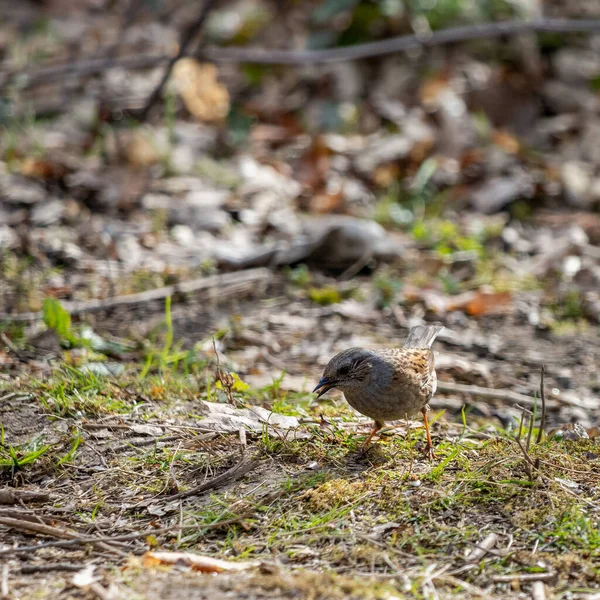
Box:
313 325 444 458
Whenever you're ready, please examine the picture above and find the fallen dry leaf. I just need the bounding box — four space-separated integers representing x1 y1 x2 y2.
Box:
172 59 230 123
457 290 512 316
143 551 257 573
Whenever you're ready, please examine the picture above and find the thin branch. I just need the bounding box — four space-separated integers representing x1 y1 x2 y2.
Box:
167 455 258 501
4 19 600 90
0 268 271 322
436 381 548 408
536 365 547 444
199 18 600 64
492 572 554 583
138 0 218 120
0 488 54 505
0 517 123 556
0 514 249 556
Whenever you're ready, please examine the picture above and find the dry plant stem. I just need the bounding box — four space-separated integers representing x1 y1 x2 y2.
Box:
492 572 554 583
110 435 180 453
536 365 547 444
167 456 258 500
0 268 271 322
6 18 600 89
20 564 83 574
138 0 218 120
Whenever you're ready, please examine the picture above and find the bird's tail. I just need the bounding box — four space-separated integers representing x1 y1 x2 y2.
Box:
403 325 444 349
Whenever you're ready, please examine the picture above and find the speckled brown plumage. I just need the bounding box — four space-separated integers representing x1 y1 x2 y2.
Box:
313 325 444 458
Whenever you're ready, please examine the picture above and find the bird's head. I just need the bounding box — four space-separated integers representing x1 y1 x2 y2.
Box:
313 347 374 398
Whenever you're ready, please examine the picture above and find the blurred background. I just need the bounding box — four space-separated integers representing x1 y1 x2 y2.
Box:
1 0 600 426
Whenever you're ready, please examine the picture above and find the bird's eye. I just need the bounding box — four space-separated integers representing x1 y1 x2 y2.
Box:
337 365 350 375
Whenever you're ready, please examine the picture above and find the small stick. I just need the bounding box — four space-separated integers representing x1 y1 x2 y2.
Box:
167 456 258 500
464 533 499 564
20 563 83 574
492 572 554 583
536 366 546 444
6 18 600 89
0 514 250 556
0 268 271 322
138 0 217 120
0 488 54 505
110 435 180 453
437 381 552 408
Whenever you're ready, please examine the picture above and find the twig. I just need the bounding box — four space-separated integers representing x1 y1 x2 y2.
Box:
0 268 271 322
168 456 258 500
436 381 563 408
464 533 499 564
536 366 546 444
0 515 249 556
110 435 180 453
20 563 83 574
0 517 125 557
0 488 54 505
138 0 218 120
492 572 554 583
5 19 600 90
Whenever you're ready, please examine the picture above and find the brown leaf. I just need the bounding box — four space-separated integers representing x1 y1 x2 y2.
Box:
460 290 512 316
172 60 230 123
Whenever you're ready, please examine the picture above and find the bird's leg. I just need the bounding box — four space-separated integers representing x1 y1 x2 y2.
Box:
361 420 384 450
420 407 437 460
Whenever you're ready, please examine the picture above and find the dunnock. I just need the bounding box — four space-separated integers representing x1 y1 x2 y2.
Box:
313 325 444 458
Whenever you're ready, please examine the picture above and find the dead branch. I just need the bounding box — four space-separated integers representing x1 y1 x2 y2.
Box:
138 0 218 120
4 19 600 90
0 514 250 556
436 381 546 408
0 268 271 322
20 563 83 574
0 516 125 556
536 366 547 444
168 455 258 500
435 380 588 409
492 572 554 583
0 488 54 505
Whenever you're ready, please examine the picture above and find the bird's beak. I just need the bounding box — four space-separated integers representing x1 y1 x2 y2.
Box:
313 377 337 398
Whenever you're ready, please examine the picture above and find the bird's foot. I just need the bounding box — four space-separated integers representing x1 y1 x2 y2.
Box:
422 444 438 461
